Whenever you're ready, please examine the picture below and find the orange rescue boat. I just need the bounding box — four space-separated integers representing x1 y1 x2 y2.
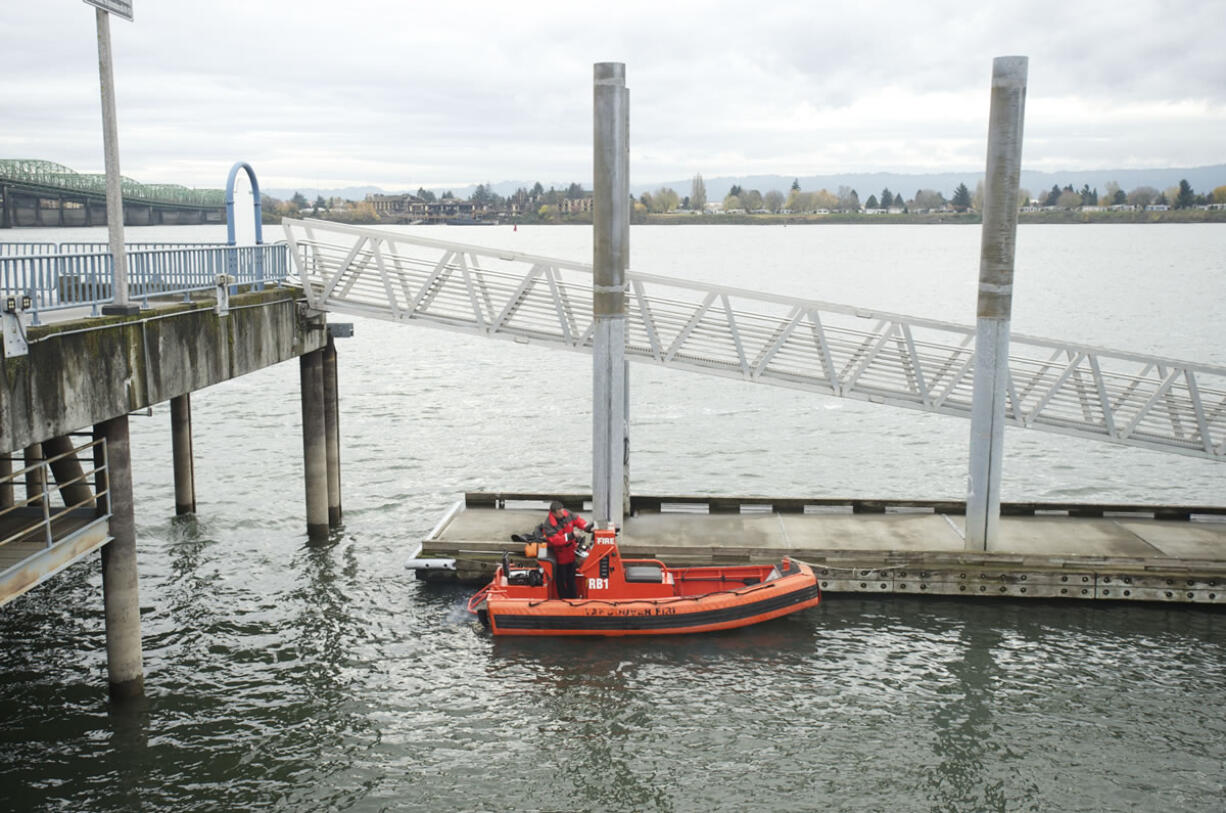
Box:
467 529 821 636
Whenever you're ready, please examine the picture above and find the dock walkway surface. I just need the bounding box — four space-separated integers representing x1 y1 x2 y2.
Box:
418 493 1226 605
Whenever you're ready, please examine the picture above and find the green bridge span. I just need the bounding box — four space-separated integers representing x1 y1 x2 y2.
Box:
0 159 227 228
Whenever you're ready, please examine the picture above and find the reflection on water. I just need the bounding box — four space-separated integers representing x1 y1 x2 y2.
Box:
1 224 1225 811
4 542 1226 811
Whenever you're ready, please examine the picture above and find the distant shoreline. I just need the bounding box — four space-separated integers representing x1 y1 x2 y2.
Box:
632 209 1226 226
290 208 1226 227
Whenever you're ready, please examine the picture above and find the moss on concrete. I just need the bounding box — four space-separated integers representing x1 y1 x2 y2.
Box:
3 290 324 451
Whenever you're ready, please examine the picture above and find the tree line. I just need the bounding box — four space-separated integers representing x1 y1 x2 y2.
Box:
662 175 1226 215
260 175 1226 224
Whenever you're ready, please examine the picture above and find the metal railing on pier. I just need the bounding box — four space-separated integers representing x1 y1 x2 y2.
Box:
283 218 1226 462
0 242 291 323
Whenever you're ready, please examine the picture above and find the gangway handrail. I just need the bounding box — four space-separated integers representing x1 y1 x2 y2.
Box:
283 218 1226 461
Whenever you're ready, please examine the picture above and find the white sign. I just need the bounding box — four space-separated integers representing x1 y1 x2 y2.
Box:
83 0 133 22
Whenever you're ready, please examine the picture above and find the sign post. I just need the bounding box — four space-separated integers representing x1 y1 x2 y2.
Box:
85 1 139 315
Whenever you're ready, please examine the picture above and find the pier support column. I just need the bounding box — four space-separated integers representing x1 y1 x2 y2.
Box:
966 56 1028 551
322 335 342 527
95 416 144 701
592 62 630 529
300 350 329 541
42 435 96 510
0 453 12 508
171 394 196 514
23 444 45 508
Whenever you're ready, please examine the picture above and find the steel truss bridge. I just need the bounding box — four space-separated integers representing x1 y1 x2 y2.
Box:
283 218 1226 463
0 159 226 228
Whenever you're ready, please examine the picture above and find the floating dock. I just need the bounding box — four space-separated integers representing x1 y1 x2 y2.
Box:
412 493 1226 605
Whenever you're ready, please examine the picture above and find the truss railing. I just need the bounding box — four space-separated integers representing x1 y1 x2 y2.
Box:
283 218 1226 462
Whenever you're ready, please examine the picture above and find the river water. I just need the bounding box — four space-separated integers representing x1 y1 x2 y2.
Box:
2 223 1224 812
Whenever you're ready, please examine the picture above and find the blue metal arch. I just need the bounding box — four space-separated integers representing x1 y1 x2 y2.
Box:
225 161 264 246
225 162 265 291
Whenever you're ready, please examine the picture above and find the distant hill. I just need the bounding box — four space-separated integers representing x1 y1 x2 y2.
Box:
264 166 1226 204
264 185 382 202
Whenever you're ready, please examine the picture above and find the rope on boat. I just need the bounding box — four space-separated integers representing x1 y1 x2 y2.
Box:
524 582 777 609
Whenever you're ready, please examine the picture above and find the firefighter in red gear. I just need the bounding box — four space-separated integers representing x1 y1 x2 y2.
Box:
543 500 592 599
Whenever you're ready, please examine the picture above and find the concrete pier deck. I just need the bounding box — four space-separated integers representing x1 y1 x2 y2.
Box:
416 493 1226 605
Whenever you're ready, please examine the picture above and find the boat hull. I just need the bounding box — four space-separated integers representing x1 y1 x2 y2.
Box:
486 570 820 636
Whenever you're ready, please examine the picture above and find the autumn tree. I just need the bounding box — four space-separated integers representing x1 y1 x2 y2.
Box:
741 189 764 211
1127 186 1158 207
1056 189 1082 208
764 189 785 213
836 186 860 212
913 189 945 211
814 189 838 210
653 187 680 212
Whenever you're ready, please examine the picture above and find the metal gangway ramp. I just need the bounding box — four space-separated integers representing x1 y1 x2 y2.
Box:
283 219 1226 462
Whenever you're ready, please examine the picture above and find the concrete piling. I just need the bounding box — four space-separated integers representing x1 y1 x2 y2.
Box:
95 416 144 701
42 435 96 510
300 349 329 541
592 62 630 529
23 444 44 508
322 335 342 527
170 394 196 515
0 453 12 509
966 56 1028 551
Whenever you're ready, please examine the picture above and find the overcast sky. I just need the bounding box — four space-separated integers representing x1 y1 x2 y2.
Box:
4 1 1223 192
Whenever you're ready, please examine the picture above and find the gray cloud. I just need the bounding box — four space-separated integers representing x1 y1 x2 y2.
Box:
4 0 1222 191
